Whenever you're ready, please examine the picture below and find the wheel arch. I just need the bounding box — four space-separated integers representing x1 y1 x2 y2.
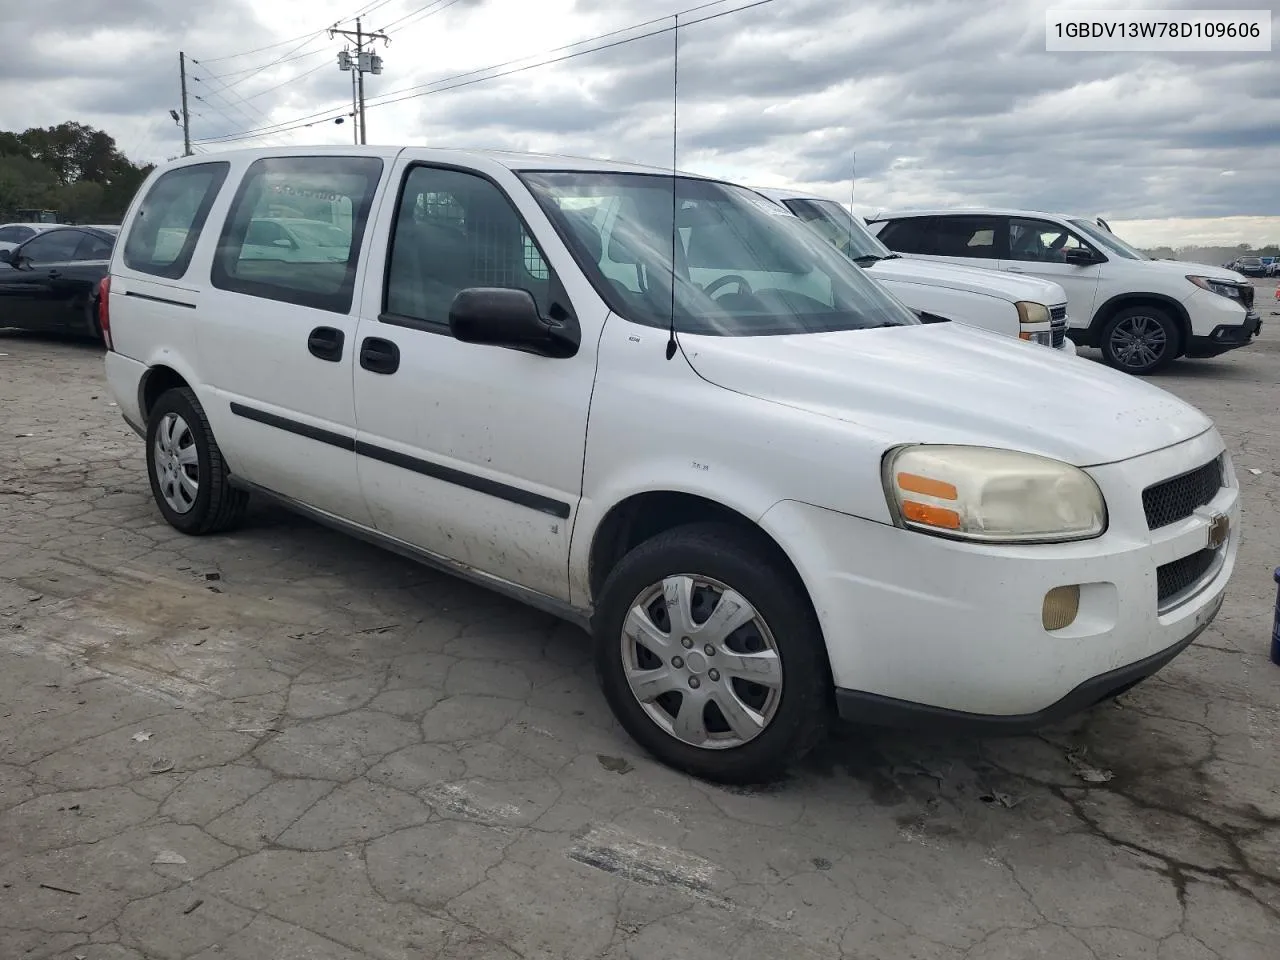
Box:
586 491 815 620
137 363 194 422
1088 293 1191 353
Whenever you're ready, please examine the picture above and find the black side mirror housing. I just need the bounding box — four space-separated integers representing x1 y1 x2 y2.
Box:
448 287 579 358
1064 247 1103 266
0 248 12 266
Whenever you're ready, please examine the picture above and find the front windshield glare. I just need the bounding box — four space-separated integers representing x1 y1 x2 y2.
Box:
1069 219 1146 261
784 198 892 261
521 172 919 336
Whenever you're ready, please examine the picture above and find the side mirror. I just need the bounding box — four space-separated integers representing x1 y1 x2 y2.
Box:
0 249 11 265
448 287 579 358
272 238 292 248
1064 247 1103 266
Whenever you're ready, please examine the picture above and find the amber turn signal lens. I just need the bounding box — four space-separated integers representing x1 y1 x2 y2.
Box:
896 472 957 500
1042 585 1080 631
901 500 961 530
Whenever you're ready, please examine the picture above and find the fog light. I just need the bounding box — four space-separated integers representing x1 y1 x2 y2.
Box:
1043 585 1080 631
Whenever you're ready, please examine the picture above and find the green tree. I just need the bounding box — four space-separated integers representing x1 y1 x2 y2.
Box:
0 120 154 222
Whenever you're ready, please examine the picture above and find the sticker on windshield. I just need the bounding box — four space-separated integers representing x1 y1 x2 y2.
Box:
735 188 793 217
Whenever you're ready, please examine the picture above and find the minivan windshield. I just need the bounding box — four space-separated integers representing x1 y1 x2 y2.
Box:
521 172 919 336
1068 218 1148 261
781 197 895 264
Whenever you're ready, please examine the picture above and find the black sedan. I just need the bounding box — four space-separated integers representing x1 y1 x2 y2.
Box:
0 225 117 341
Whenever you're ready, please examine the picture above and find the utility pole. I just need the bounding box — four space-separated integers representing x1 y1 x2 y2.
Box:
331 18 387 145
178 52 192 156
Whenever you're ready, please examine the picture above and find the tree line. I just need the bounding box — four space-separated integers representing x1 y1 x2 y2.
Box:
0 122 154 225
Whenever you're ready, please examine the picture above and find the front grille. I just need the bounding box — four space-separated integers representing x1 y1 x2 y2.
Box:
1240 285 1254 310
1050 305 1067 348
1142 457 1223 530
1157 549 1217 606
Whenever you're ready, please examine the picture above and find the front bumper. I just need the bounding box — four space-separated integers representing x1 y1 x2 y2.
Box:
760 429 1239 724
1186 312 1262 357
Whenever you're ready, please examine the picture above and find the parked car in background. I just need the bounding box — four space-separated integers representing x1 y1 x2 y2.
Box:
867 209 1261 374
0 222 61 255
100 146 1239 783
239 217 353 262
0 225 118 340
1259 256 1278 277
1231 256 1266 278
751 188 1075 355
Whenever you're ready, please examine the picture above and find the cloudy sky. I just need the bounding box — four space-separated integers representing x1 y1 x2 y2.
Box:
3 0 1276 246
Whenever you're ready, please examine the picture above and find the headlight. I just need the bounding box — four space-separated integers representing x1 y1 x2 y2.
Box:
1015 301 1052 325
882 445 1107 543
1187 276 1241 299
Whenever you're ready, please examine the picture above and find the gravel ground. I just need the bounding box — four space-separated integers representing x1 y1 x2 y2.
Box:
1 282 1278 959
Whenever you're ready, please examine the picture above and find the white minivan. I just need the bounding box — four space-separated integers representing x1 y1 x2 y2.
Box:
100 147 1238 783
751 188 1076 355
866 208 1261 374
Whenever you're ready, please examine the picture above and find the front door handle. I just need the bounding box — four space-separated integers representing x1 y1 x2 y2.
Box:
360 337 400 374
47 269 61 279
308 326 345 362
1003 266 1026 273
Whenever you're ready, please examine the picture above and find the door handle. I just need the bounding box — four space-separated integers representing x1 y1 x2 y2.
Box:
47 270 61 279
1004 266 1026 273
307 326 345 362
359 336 400 374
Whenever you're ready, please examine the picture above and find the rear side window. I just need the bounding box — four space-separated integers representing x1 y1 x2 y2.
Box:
75 233 114 260
123 162 230 279
876 218 937 255
932 216 1001 259
212 155 383 314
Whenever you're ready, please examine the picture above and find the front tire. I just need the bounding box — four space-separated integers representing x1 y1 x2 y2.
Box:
146 387 248 535
593 523 830 784
1099 306 1181 374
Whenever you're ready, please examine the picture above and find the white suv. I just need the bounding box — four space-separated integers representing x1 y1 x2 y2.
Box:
100 147 1238 782
752 189 1076 355
867 209 1261 374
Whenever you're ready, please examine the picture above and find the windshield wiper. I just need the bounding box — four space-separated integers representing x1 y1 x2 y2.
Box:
851 253 901 266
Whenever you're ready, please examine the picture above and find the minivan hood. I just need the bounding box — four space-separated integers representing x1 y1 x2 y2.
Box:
681 322 1212 467
868 256 1067 305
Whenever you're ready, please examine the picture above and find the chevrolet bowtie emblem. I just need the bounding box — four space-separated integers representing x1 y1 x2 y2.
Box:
1206 513 1229 551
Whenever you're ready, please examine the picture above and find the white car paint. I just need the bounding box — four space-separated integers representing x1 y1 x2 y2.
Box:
102 146 1238 779
866 207 1261 372
752 188 1076 355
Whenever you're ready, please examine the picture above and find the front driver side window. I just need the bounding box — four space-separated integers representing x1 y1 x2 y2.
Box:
384 166 558 327
19 230 85 263
1008 218 1091 263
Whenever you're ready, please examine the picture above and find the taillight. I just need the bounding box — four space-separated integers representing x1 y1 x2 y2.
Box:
97 275 113 350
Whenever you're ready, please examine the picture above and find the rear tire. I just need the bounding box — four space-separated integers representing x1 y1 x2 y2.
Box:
146 387 248 535
1099 306 1181 374
593 523 831 784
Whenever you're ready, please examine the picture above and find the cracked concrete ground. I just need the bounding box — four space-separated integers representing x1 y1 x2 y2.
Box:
2 295 1278 959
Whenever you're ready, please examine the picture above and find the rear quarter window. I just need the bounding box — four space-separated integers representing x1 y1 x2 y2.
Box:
211 155 384 314
877 218 937 255
122 162 230 279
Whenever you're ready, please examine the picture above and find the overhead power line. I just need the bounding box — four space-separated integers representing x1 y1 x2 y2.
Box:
194 0 776 146
193 0 398 65
379 0 462 34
